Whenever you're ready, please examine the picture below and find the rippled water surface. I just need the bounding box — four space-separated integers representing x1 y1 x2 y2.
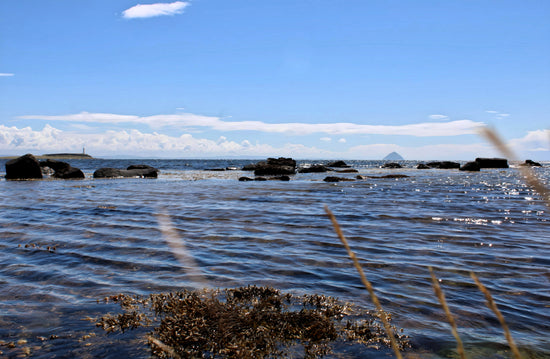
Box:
1 159 549 358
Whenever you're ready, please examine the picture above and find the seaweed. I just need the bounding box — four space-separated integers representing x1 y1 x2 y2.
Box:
96 285 409 358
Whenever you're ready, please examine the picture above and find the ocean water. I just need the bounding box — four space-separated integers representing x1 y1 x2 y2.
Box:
0 159 549 358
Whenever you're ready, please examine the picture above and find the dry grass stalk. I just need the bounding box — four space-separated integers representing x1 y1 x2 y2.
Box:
429 267 466 359
148 336 182 359
324 205 403 359
479 126 550 207
470 272 522 359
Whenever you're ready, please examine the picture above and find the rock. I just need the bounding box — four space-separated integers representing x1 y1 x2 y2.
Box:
5 154 43 180
474 158 509 168
382 162 402 169
298 165 330 173
327 160 349 168
254 157 296 176
205 168 226 171
93 168 123 178
459 161 481 171
426 161 460 169
356 175 367 180
521 159 542 167
93 167 158 178
417 163 430 169
242 163 257 171
336 169 358 173
127 164 158 171
40 159 85 179
323 176 355 182
239 176 254 181
255 177 267 181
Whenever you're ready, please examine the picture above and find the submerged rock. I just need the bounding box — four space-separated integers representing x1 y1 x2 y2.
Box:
426 161 460 169
382 162 402 169
40 159 85 179
475 157 509 168
323 176 355 182
521 159 542 167
327 160 349 168
5 154 43 180
298 164 330 173
93 165 158 178
459 161 481 172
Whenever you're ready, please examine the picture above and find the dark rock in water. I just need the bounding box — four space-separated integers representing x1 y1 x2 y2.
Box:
5 154 43 180
356 175 367 180
239 176 254 181
475 158 509 168
94 168 123 178
254 157 296 176
460 161 481 171
298 165 330 173
93 167 158 178
426 161 460 169
255 177 267 181
267 157 296 167
417 163 430 169
205 168 226 171
383 152 404 161
40 159 85 179
382 162 402 169
521 159 542 167
327 160 349 168
336 168 358 173
242 163 257 171
323 176 355 182
127 164 158 171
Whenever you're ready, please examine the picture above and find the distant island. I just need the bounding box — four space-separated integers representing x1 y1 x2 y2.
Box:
383 152 404 161
41 153 93 159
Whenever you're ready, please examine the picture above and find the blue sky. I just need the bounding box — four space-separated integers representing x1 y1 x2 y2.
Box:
1 0 549 159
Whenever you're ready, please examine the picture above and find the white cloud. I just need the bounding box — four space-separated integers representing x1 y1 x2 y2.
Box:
338 138 347 143
429 114 448 120
19 111 485 137
122 1 190 19
508 129 550 153
0 73 14 77
320 137 332 142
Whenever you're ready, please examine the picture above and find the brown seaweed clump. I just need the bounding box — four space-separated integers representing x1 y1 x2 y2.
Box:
96 286 409 358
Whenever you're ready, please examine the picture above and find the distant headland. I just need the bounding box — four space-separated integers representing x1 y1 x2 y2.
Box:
0 151 93 160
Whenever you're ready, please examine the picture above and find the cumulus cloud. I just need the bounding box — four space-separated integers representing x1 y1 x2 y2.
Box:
508 129 550 152
122 1 190 19
0 124 326 158
19 111 485 137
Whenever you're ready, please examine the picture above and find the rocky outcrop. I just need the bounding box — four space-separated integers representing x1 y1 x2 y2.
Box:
326 160 350 168
459 161 481 172
254 158 296 176
382 162 402 169
40 159 85 179
323 176 355 182
417 163 430 169
475 158 509 168
298 165 330 173
5 154 43 180
521 159 542 167
93 165 159 178
336 168 358 173
426 161 460 169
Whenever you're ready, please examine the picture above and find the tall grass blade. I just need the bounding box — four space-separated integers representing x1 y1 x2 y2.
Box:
470 272 522 359
480 126 550 207
429 267 466 359
324 205 403 359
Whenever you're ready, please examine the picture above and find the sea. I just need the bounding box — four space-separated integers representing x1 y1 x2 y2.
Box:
0 158 548 358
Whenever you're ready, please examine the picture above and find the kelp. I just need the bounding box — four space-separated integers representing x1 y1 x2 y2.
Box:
96 285 409 358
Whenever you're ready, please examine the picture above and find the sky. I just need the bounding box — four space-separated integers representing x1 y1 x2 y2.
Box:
1 0 549 160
